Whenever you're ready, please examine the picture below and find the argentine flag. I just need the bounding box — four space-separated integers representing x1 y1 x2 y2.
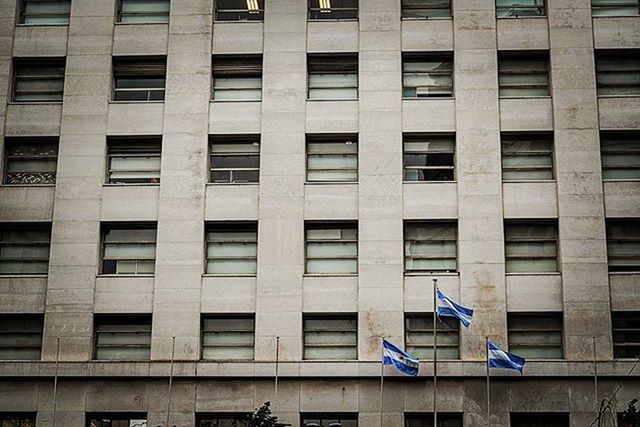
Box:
488 341 525 373
382 339 419 376
436 288 474 328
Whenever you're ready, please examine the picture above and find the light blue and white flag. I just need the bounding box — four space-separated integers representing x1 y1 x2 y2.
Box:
436 288 474 328
382 339 419 376
488 341 525 373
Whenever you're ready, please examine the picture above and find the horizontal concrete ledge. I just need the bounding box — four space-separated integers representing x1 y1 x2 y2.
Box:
0 360 638 379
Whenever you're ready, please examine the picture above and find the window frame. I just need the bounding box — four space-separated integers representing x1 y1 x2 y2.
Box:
205 222 258 276
12 57 66 103
496 0 547 18
510 412 569 427
307 0 359 20
595 50 640 97
606 219 640 272
305 222 358 274
85 412 149 427
112 56 167 102
301 413 359 427
100 223 157 275
0 223 51 276
612 312 640 359
307 54 359 101
403 133 456 182
0 413 37 427
498 51 550 98
504 221 559 273
106 137 162 185
18 0 71 26
306 134 358 183
303 314 358 361
600 131 640 181
211 55 263 102
404 412 463 427
209 135 261 184
0 314 43 361
3 137 58 186
404 221 458 274
405 313 460 360
501 132 555 182
507 313 564 360
591 0 640 17
214 0 264 21
401 0 453 19
93 315 152 361
201 314 255 361
116 0 171 24
402 52 454 99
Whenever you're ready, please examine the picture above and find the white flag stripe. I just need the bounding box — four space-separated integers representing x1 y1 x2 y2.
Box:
383 347 419 366
438 296 472 323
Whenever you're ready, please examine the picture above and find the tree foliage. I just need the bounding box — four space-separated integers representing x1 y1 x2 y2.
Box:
246 401 286 427
622 399 640 427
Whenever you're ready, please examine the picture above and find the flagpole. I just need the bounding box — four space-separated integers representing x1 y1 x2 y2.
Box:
52 337 60 427
592 336 598 415
432 278 438 427
275 336 280 411
166 336 176 427
380 336 385 427
486 336 490 427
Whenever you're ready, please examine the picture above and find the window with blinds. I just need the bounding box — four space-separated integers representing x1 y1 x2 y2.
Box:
591 0 640 16
13 58 65 103
112 57 166 102
596 50 640 96
215 0 264 21
403 134 455 181
202 315 255 360
496 0 546 17
601 132 640 180
505 222 558 273
212 55 262 101
402 53 453 98
498 52 549 97
306 134 358 182
606 220 640 272
4 138 58 185
405 314 460 360
206 223 258 275
19 0 70 25
94 315 152 360
118 0 170 23
101 225 157 275
613 312 640 359
305 223 358 274
107 137 161 184
0 414 36 427
210 136 260 184
301 414 358 427
88 413 148 427
0 315 43 360
508 313 563 359
0 224 51 275
501 133 554 181
510 413 569 427
308 54 358 100
405 413 463 427
404 222 458 273
303 315 357 360
197 414 250 427
308 0 358 20
401 0 452 18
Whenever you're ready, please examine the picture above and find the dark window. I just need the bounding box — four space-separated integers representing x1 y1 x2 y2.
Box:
86 413 148 427
308 54 358 100
596 50 640 96
0 414 36 427
0 315 43 360
403 134 455 181
405 413 463 427
202 315 255 360
501 133 554 181
94 315 152 361
496 0 546 17
613 312 640 359
505 221 558 273
403 53 453 98
508 313 563 359
601 132 640 180
4 137 58 185
305 223 358 274
210 135 260 183
498 52 550 97
308 0 358 20
401 0 452 18
107 137 161 184
606 220 640 272
0 224 51 275
406 314 460 360
619 409 640 427
117 0 170 23
404 222 457 273
112 57 166 102
510 413 569 427
101 225 157 275
19 0 70 25
206 223 258 275
215 0 264 21
303 315 357 360
301 413 358 427
212 55 262 101
13 58 65 102
591 0 640 16
306 134 358 182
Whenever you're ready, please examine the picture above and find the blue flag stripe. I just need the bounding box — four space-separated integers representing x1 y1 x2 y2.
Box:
382 339 419 376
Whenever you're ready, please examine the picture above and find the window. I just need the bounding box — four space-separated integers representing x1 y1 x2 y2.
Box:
405 413 463 427
301 414 358 427
107 137 161 184
401 0 452 18
402 53 453 98
306 134 357 182
212 55 262 101
405 314 459 360
305 223 357 274
510 413 569 427
303 315 357 360
508 313 563 359
591 0 640 16
202 315 254 360
501 133 554 181
0 315 43 360
498 52 549 97
86 413 148 427
404 222 457 273
613 312 640 359
206 223 257 275
496 0 546 17
209 135 260 184
3 137 58 185
308 54 358 100
403 134 455 181
596 51 640 96
308 0 358 20
504 221 558 273
0 414 36 427
19 0 70 25
215 0 264 21
117 0 170 23
601 132 640 180
112 57 166 102
606 220 640 272
101 225 157 275
94 315 151 360
0 224 51 275
12 58 65 102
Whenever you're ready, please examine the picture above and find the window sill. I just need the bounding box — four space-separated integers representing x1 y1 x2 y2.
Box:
200 359 255 362
97 274 155 278
0 274 48 278
403 180 457 184
592 15 640 19
499 95 551 100
114 22 169 26
404 272 459 276
306 98 358 102
502 179 556 183
401 17 453 21
202 274 257 278
213 20 264 24
506 272 561 276
402 97 454 100
8 101 63 105
206 182 259 186
109 100 165 104
307 19 358 22
0 184 56 188
603 179 640 183
608 271 640 275
103 183 160 187
15 23 69 27
210 99 262 103
305 181 358 185
496 15 547 19
303 273 358 277
597 94 640 99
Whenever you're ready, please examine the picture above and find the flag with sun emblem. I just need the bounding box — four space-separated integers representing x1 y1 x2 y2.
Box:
382 339 419 376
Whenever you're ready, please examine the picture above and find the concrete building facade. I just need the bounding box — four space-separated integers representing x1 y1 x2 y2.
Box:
0 0 639 425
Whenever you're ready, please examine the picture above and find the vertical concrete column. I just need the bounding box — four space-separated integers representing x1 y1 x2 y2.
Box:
151 0 213 361
254 1 307 364
43 0 116 360
0 0 16 175
548 1 612 360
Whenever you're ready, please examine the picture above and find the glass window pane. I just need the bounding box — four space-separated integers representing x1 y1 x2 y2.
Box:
207 259 257 274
